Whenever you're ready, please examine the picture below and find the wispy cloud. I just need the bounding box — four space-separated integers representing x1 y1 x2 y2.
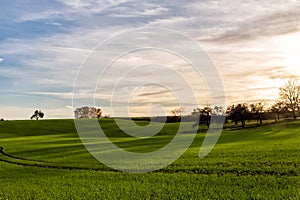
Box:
58 0 133 10
25 92 73 99
137 7 169 16
1 0 300 118
203 4 300 43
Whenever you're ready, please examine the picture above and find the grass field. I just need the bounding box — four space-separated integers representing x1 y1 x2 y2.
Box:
0 119 299 199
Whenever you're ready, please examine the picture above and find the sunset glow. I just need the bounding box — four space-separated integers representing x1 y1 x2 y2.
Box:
0 1 300 119
277 32 300 74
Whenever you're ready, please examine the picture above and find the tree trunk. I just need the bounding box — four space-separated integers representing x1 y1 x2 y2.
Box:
293 111 297 119
258 113 262 125
241 120 245 128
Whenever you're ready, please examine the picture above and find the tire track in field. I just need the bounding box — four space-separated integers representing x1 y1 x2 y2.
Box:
0 147 48 163
0 146 105 165
0 147 298 176
0 147 112 171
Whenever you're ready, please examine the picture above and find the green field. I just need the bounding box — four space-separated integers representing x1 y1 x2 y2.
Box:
0 119 299 199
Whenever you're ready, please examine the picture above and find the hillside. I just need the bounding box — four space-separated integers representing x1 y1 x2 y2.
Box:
0 119 299 199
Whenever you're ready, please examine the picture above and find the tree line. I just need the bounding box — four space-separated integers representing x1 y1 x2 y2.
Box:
225 79 300 127
22 79 298 128
171 79 300 128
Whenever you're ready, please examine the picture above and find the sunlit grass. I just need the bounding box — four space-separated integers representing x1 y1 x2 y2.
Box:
0 119 299 199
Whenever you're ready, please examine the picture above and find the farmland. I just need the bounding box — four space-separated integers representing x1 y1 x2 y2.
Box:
0 119 299 199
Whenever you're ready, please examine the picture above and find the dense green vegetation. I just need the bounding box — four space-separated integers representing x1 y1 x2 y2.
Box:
0 119 299 199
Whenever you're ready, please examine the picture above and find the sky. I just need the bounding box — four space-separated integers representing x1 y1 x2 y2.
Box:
0 0 300 119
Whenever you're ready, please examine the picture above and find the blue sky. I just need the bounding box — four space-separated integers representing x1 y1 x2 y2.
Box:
1 0 300 119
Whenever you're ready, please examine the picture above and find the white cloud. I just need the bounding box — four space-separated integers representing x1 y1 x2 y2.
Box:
59 0 130 9
203 5 300 43
65 105 74 109
57 0 134 16
18 10 63 22
26 92 73 99
0 58 3 63
137 7 169 16
0 32 98 89
59 0 91 9
109 5 169 18
15 0 135 22
2 0 300 118
147 16 195 28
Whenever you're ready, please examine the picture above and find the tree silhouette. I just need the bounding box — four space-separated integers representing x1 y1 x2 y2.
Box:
249 103 265 125
269 101 287 121
192 106 212 128
31 110 44 120
227 104 250 128
279 79 300 119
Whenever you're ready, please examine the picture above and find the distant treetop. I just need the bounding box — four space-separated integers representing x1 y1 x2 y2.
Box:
74 106 102 119
31 110 44 120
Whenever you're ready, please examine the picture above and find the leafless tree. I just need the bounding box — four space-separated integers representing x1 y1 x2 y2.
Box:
279 79 300 119
171 107 184 117
269 101 287 121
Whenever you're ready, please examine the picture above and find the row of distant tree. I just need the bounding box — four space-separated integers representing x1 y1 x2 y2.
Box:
228 79 300 127
28 107 103 120
25 79 300 128
187 79 300 128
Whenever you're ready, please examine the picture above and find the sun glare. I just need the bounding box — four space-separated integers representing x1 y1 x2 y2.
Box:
275 32 300 75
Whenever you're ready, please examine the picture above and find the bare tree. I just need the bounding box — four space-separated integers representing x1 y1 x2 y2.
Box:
171 107 184 117
269 101 287 121
279 79 300 119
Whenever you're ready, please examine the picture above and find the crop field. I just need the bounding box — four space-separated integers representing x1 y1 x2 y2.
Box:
0 119 299 199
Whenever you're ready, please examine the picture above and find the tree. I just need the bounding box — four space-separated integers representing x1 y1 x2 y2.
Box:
279 79 300 119
249 102 265 125
212 106 225 116
269 101 287 121
192 106 212 128
226 103 250 128
74 106 102 119
192 106 212 117
30 110 44 120
171 107 184 117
